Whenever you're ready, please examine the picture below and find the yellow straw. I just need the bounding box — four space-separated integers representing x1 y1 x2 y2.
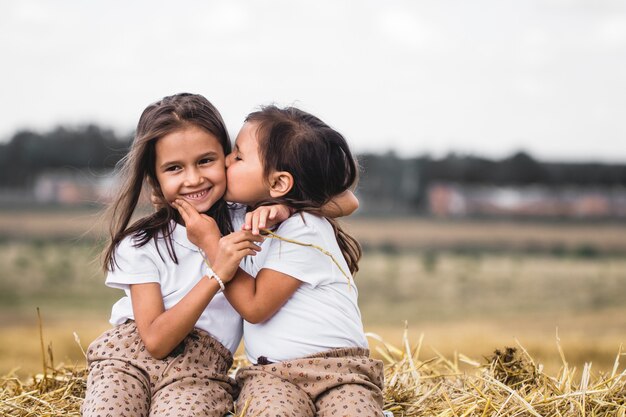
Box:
260 228 353 290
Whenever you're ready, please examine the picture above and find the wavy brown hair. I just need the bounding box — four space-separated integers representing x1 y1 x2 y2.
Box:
103 93 232 272
246 106 362 274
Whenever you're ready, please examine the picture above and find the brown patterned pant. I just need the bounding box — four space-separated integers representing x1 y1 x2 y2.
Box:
82 321 237 417
235 347 384 417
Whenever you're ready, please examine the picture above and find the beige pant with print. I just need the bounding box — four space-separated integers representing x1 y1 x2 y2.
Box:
82 321 237 417
235 347 384 417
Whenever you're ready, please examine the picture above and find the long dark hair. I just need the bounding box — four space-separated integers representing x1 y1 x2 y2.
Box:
246 105 362 274
103 93 232 272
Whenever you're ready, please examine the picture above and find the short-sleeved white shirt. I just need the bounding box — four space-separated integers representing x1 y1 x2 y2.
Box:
106 221 243 354
234 211 368 363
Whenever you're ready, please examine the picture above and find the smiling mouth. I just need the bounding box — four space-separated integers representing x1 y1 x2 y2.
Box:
182 188 210 200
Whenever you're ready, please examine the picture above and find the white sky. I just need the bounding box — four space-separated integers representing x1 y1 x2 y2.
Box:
1 0 625 162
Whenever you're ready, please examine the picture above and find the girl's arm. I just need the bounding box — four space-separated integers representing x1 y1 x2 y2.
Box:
130 218 262 359
321 189 359 217
223 268 301 324
131 278 219 359
174 199 316 324
244 190 359 234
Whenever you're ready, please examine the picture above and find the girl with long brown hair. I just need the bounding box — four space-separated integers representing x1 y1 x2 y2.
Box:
83 93 263 417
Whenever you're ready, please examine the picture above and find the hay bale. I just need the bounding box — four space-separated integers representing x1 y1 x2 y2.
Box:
377 332 626 417
1 334 625 416
0 366 86 416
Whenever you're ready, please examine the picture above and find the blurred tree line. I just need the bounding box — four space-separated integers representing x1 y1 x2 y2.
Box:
0 125 131 188
1 125 625 212
358 151 626 214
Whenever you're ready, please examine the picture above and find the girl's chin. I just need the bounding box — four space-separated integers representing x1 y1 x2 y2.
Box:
193 201 214 212
175 198 212 213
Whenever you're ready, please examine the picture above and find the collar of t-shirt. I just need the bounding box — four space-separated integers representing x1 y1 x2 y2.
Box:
169 221 199 252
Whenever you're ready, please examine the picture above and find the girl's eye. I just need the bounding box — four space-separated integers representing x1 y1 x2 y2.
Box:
199 157 214 165
165 165 180 172
234 155 242 161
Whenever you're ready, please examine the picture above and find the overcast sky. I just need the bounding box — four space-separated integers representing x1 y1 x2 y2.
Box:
1 0 625 162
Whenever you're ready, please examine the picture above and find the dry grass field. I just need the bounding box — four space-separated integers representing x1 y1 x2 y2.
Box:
3 308 623 380
4 208 626 252
344 216 626 254
1 209 625 379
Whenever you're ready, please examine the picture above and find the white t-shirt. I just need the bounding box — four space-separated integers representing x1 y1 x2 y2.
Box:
106 221 243 354
233 211 368 363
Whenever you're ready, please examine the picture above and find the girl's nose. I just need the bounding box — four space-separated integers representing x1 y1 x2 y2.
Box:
225 153 233 168
184 168 204 186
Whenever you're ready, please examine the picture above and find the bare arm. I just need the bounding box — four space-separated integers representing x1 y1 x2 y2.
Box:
243 190 359 234
130 276 222 359
173 199 289 323
223 268 301 324
321 190 359 217
131 201 262 359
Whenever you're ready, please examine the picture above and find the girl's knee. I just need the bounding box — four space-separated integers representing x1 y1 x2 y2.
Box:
84 359 151 417
236 401 314 417
236 381 314 417
151 378 234 417
315 384 383 417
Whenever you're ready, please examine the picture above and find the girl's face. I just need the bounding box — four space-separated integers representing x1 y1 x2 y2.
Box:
155 125 226 213
225 121 271 206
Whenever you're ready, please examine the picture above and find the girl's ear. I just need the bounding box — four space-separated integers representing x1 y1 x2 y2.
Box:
269 171 294 198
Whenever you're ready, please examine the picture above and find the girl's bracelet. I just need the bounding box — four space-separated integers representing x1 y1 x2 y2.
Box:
203 264 225 292
209 270 226 292
199 249 225 292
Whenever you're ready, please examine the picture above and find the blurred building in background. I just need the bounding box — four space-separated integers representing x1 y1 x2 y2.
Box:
33 170 117 205
428 183 626 218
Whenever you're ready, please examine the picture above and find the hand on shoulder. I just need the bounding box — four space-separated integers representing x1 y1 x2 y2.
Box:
243 204 294 235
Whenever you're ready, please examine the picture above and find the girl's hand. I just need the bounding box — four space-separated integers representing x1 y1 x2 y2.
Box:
212 231 264 283
244 205 294 235
173 199 220 248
